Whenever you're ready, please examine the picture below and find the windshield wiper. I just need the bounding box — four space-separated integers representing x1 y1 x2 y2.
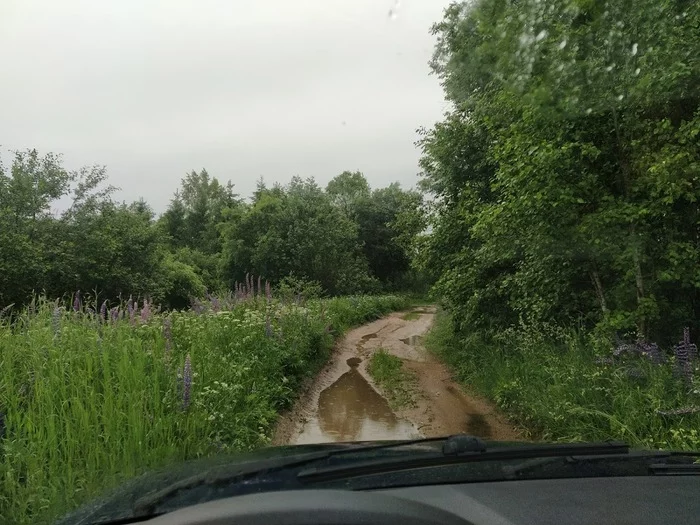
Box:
297 438 629 483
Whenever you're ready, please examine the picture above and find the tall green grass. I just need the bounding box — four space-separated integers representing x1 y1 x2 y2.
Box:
425 311 700 450
0 294 408 525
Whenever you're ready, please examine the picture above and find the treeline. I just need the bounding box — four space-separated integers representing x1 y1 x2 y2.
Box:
0 151 425 310
419 0 700 345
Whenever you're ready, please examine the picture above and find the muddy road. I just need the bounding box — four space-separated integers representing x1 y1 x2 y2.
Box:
273 307 522 445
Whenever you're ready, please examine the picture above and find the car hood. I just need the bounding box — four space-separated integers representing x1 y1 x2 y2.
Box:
53 442 364 525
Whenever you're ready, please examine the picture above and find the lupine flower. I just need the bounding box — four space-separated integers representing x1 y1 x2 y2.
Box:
73 291 81 312
182 354 192 410
684 327 697 362
674 333 694 384
99 300 108 321
52 307 62 336
163 316 173 356
210 295 221 313
638 341 663 364
140 299 151 323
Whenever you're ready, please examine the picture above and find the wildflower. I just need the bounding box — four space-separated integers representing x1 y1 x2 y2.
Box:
99 300 108 321
674 337 693 384
183 354 192 410
110 307 119 323
73 290 81 312
163 317 173 356
684 327 697 362
140 298 151 323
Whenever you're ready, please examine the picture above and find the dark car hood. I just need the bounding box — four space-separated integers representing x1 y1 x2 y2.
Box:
54 442 363 525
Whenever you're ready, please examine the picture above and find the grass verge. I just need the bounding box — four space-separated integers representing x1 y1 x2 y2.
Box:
367 350 417 409
424 310 700 450
0 294 409 525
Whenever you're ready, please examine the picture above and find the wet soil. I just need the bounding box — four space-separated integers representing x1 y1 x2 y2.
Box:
272 308 522 445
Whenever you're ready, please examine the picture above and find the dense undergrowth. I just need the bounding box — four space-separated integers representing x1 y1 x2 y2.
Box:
0 294 408 525
426 311 700 451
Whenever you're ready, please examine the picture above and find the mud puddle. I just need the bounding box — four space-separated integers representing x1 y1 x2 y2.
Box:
294 357 416 444
272 307 522 445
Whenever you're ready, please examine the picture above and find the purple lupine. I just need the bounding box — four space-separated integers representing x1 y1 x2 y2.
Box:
140 299 151 323
110 307 119 323
99 300 108 321
163 316 173 356
73 290 81 312
674 332 694 384
637 341 663 364
182 354 192 410
209 294 221 313
684 327 697 362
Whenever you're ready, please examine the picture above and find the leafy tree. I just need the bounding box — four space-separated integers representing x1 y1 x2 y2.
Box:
420 0 700 341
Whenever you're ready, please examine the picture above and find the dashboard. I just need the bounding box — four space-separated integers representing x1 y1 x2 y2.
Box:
146 476 699 524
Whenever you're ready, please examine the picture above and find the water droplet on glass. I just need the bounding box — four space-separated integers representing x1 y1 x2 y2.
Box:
634 68 641 76
535 29 547 42
631 43 638 56
558 39 567 50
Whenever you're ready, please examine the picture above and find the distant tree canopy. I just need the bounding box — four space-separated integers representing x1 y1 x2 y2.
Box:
0 151 425 309
418 0 700 343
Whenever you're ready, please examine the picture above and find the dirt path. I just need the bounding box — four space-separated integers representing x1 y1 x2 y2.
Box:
272 307 522 445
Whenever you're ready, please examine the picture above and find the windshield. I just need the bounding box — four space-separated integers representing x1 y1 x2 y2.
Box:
0 1 699 524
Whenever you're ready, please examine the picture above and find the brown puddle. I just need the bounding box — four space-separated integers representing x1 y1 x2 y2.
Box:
294 357 417 444
400 335 423 346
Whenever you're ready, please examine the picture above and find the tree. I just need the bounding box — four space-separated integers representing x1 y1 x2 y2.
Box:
420 0 700 341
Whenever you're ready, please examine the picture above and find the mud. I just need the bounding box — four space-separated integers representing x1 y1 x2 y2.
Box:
272 308 522 445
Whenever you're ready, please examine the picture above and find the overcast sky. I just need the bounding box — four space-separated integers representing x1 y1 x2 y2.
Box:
1 0 450 212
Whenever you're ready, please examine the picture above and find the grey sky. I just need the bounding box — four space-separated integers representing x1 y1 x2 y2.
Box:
1 0 449 212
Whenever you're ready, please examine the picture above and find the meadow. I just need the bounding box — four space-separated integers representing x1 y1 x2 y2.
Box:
0 292 408 524
426 312 700 451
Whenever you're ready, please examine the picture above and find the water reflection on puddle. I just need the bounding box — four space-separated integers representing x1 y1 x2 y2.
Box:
400 335 423 346
294 357 416 444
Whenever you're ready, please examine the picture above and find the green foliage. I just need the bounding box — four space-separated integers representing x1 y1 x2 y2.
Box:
0 294 409 525
367 350 417 409
426 311 700 450
420 0 700 342
277 274 324 301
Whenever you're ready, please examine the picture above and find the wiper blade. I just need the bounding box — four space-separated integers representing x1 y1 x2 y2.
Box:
133 450 334 515
297 439 629 483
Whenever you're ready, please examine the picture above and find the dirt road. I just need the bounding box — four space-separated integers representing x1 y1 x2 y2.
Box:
273 307 522 445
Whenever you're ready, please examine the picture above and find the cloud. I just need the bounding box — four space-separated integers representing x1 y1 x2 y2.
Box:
0 0 448 211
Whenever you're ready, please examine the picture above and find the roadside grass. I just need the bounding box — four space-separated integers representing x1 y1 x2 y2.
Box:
367 350 418 409
425 310 700 450
0 294 409 525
